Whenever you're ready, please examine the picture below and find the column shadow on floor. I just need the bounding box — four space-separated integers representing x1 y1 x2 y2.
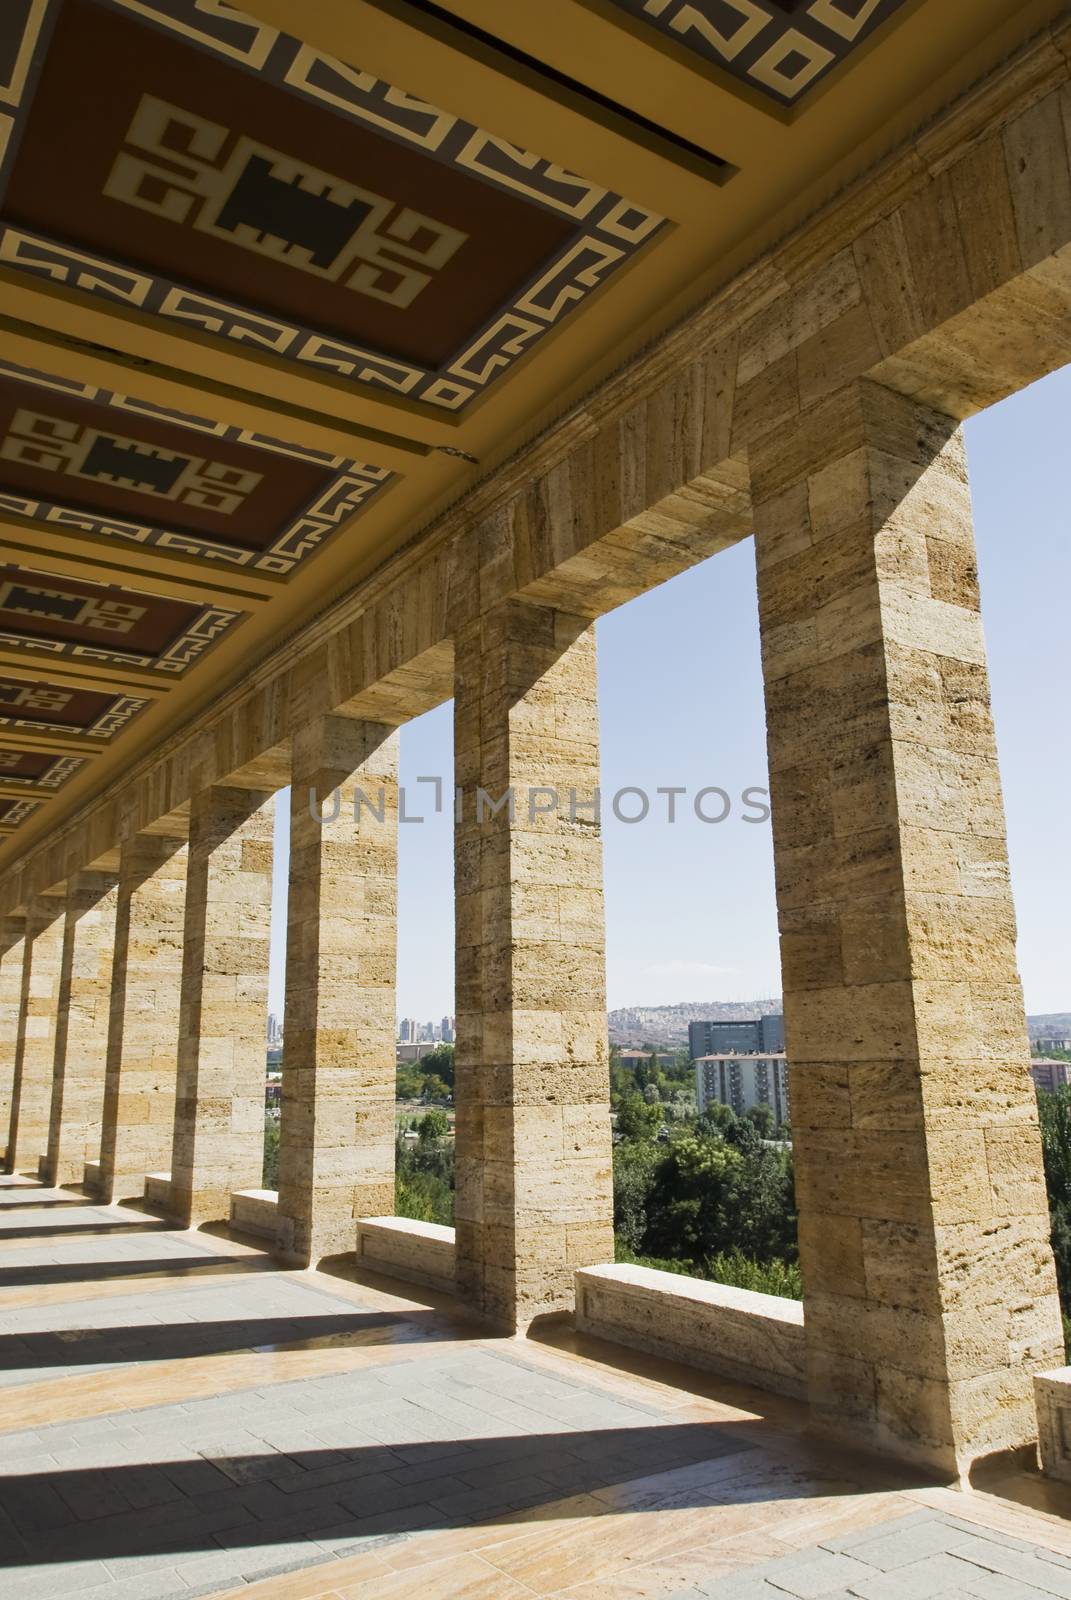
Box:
0 1418 835 1572
0 1255 276 1289
0 1219 174 1242
0 1310 465 1371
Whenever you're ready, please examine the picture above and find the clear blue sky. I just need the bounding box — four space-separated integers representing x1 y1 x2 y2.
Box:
269 364 1071 1022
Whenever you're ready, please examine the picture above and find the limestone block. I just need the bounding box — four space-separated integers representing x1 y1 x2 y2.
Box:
454 597 613 1331
1036 1370 1071 1482
143 1171 172 1211
752 377 1062 1476
277 717 398 1266
0 918 25 1160
575 1264 806 1400
98 836 187 1203
171 787 273 1228
357 1216 456 1295
46 872 118 1188
6 896 65 1176
230 1187 279 1240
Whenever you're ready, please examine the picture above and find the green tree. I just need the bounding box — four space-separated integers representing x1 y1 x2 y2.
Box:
418 1107 450 1143
262 1115 279 1190
613 1138 661 1251
698 1101 736 1137
1038 1085 1071 1318
418 1043 455 1089
616 1093 663 1142
746 1103 776 1140
421 1073 451 1103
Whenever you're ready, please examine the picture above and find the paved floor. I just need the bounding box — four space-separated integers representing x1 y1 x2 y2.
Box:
1 1175 1071 1600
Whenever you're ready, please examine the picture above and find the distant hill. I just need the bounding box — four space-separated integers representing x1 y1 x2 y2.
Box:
1028 1014 1071 1036
609 998 782 1047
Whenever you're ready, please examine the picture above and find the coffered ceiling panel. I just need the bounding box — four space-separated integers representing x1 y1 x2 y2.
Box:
0 0 1050 853
0 746 85 791
0 796 41 832
597 0 910 107
0 565 239 674
0 360 394 575
0 677 148 739
1 0 664 414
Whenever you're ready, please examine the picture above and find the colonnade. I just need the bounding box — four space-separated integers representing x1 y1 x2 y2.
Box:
0 376 1062 1482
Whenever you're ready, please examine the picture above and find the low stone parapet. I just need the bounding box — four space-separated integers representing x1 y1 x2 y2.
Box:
575 1263 806 1400
1035 1369 1071 1480
230 1188 279 1241
357 1216 455 1294
143 1172 172 1210
83 1159 101 1192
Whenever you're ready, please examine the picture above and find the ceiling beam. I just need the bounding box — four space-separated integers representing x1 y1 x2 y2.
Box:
242 0 724 224
0 517 285 608
0 649 169 697
0 274 453 456
0 781 81 801
0 729 109 758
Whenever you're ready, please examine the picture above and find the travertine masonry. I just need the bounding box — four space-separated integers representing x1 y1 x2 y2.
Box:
46 872 118 1188
576 1263 806 1400
6 895 65 1176
171 785 274 1228
278 717 398 1265
751 376 1064 1476
0 917 25 1159
98 835 187 1203
454 598 614 1331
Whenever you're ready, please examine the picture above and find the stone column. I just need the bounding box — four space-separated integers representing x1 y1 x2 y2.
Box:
98 836 187 1202
454 599 613 1331
0 916 26 1165
6 894 66 1177
278 717 398 1265
751 377 1063 1476
170 785 274 1227
46 872 119 1188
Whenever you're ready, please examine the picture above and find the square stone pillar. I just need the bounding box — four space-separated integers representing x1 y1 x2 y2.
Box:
45 871 119 1188
751 377 1063 1476
170 785 274 1227
277 716 398 1265
6 894 65 1176
0 916 26 1164
98 835 187 1202
454 599 613 1331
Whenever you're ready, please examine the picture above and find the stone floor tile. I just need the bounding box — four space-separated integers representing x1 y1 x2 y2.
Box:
849 1553 1030 1600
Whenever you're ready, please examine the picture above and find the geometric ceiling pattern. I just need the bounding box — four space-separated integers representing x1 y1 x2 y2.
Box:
0 677 146 740
1 0 666 413
601 0 911 106
0 564 237 675
0 360 393 575
0 0 1036 850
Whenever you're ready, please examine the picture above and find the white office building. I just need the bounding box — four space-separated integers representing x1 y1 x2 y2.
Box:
694 1052 791 1127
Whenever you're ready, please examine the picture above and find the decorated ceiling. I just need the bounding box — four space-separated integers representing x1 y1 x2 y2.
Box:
0 0 1041 844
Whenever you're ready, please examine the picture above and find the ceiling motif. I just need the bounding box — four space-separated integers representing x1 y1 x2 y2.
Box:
0 796 41 830
601 0 910 106
0 565 239 674
0 677 148 739
0 361 393 575
0 747 85 791
0 0 665 413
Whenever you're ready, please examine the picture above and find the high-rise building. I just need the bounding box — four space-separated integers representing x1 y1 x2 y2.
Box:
688 1014 784 1059
266 1013 282 1046
441 1015 454 1043
695 1052 791 1128
398 1018 412 1043
1032 1058 1071 1095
